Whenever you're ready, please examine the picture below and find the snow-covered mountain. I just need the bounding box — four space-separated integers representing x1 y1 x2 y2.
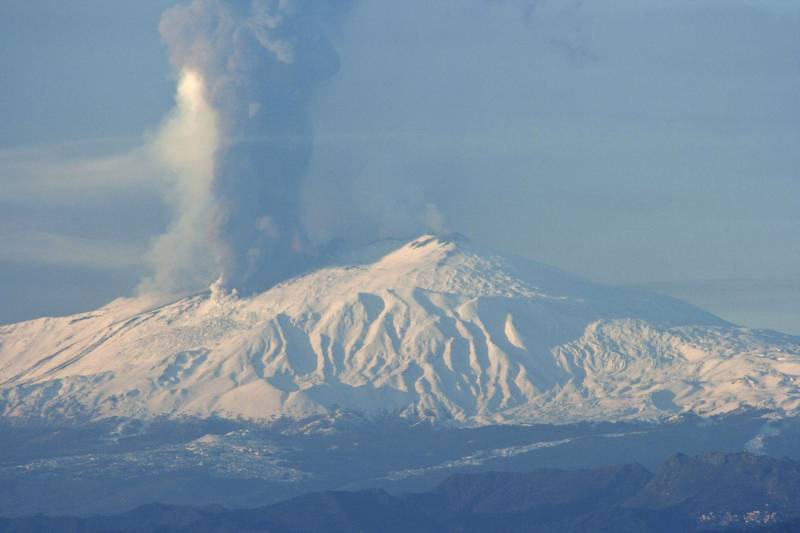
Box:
1 234 799 425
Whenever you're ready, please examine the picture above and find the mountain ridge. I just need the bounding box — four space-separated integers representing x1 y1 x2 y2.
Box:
2 452 799 532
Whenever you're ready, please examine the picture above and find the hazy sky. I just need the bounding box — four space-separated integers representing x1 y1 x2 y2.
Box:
1 0 798 333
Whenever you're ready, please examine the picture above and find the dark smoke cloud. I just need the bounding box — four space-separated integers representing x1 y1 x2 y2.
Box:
158 0 350 293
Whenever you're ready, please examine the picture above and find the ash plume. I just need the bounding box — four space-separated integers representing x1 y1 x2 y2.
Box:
145 0 349 294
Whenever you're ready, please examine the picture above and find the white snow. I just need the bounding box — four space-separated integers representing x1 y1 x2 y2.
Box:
1 234 798 425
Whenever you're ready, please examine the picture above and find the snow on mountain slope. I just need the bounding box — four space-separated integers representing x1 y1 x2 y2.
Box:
1 234 799 425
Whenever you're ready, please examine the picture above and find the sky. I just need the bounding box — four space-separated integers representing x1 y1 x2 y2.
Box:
0 0 798 333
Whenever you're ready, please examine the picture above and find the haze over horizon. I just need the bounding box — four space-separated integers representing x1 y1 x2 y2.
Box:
1 0 798 334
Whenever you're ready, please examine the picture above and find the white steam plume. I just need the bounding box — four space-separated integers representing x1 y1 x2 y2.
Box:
138 69 223 294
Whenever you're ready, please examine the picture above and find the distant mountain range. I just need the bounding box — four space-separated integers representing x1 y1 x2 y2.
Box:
2 452 799 532
2 234 799 425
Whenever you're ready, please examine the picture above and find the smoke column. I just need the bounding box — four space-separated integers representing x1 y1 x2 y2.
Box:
147 0 348 294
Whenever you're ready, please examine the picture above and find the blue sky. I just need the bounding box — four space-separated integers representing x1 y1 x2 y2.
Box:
0 0 798 333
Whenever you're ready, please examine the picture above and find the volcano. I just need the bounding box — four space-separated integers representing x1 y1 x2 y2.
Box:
2 234 799 425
